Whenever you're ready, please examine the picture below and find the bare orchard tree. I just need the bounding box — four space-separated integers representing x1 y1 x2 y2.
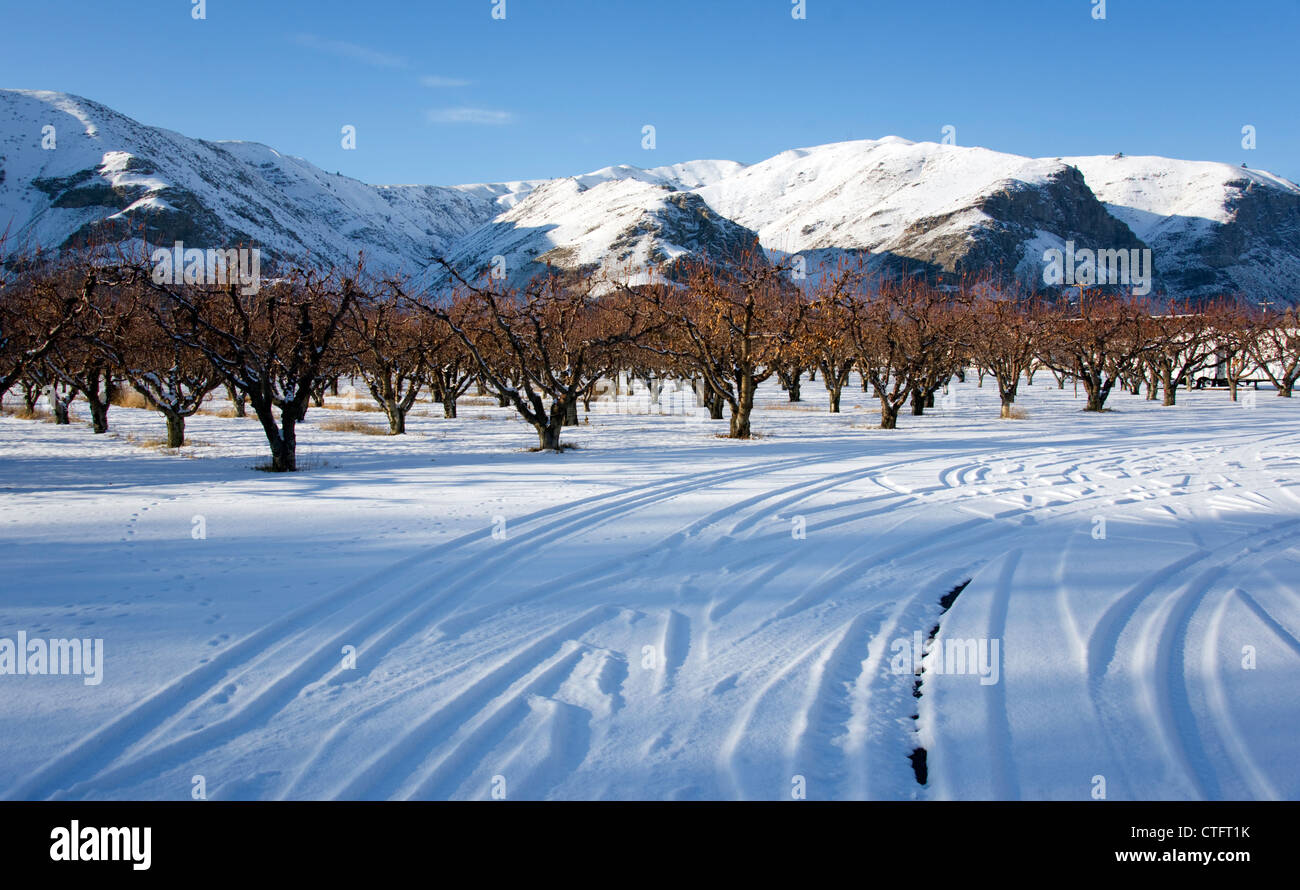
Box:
1038 292 1148 412
627 251 803 439
0 251 94 400
964 286 1045 418
42 273 136 433
1141 302 1215 406
1249 306 1300 397
116 285 223 447
842 279 959 430
1203 299 1260 401
134 260 360 471
804 263 864 414
344 280 427 434
410 262 652 452
421 295 478 419
904 290 968 417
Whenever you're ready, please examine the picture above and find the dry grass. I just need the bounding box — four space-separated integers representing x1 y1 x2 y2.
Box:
323 399 385 413
2 405 50 421
2 404 79 423
762 402 821 412
197 405 242 418
109 388 151 409
318 418 392 435
1003 407 1031 420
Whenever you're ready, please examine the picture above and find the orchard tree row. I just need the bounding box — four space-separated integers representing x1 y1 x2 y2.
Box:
1 246 1296 471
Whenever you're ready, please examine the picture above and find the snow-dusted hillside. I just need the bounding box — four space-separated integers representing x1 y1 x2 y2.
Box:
3 89 1299 303
1065 154 1300 301
695 137 1144 283
424 176 761 289
0 90 540 270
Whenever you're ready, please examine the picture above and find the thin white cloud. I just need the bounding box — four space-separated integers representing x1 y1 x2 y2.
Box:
420 75 471 88
426 107 514 125
292 33 408 69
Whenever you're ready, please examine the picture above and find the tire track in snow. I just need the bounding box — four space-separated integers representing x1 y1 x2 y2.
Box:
1087 519 1300 799
333 605 617 800
10 454 814 799
1202 589 1281 801
982 548 1021 801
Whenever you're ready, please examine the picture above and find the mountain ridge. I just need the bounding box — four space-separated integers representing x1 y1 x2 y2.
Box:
3 89 1298 304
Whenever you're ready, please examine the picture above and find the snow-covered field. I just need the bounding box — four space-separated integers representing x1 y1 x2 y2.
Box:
1 375 1297 801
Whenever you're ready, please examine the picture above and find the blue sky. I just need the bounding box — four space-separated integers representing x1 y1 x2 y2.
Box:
3 0 1297 185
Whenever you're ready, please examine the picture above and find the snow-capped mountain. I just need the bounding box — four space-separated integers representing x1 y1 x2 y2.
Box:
3 89 1299 303
423 176 762 290
1064 154 1300 302
694 137 1146 284
0 90 543 271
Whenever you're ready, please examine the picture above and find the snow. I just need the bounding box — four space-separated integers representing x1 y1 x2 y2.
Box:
1 377 1297 800
6 89 1300 303
695 138 1065 255
1064 154 1300 242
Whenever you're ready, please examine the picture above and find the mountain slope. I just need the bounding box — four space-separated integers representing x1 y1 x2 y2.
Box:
2 89 1299 304
1064 154 1300 300
694 137 1146 283
424 176 762 290
0 89 539 271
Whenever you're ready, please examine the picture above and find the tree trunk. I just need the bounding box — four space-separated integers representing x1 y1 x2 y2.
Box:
1082 375 1111 412
253 400 298 471
274 412 297 471
879 402 900 429
87 396 109 434
728 383 755 439
1161 368 1177 406
910 387 926 416
706 390 725 420
442 398 458 418
780 368 802 402
163 411 185 448
563 397 579 427
386 403 406 435
999 383 1017 418
536 415 564 451
226 382 247 417
828 385 842 414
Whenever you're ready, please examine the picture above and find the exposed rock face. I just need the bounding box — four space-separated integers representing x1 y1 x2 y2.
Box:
884 166 1146 283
